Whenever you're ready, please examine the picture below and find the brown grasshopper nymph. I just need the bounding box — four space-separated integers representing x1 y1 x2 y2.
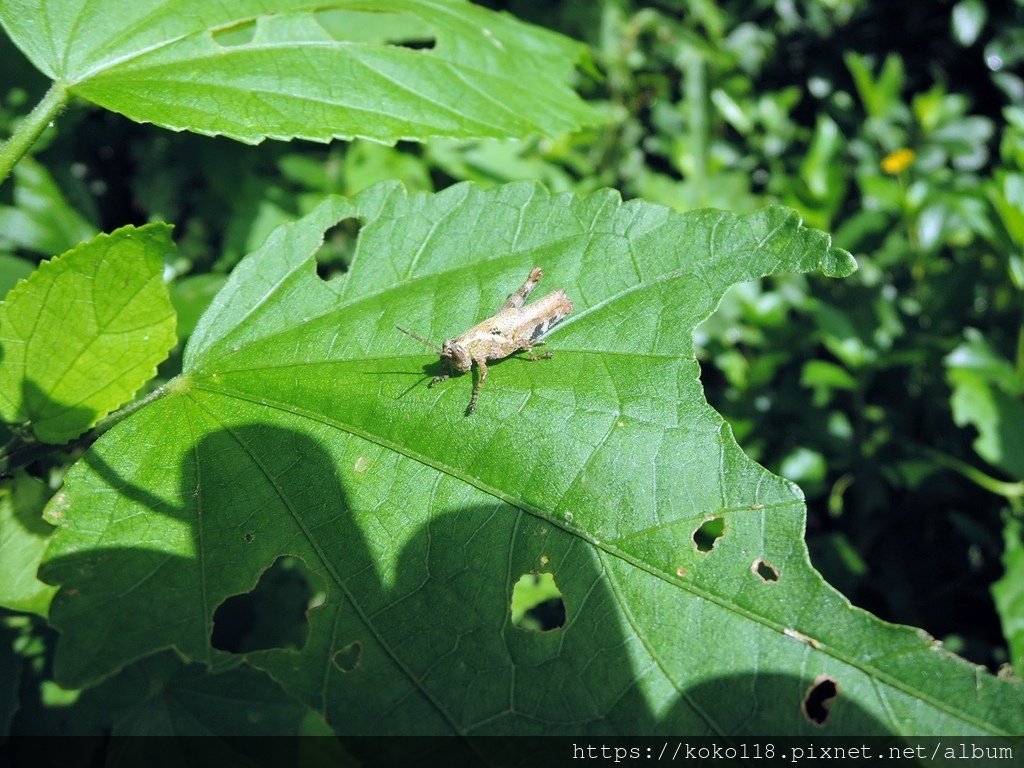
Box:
397 267 573 414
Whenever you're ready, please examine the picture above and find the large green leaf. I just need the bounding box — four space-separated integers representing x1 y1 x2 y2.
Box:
39 183 1024 738
0 223 177 443
0 0 601 145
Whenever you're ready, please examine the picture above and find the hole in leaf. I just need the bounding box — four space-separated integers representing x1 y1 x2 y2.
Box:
211 556 318 653
803 676 839 726
752 558 780 582
693 517 725 552
243 531 254 543
313 8 436 49
511 572 565 631
389 36 435 50
212 20 257 47
332 641 363 672
315 217 361 280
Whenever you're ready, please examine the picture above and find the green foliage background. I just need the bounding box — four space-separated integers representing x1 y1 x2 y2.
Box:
1 0 1023 750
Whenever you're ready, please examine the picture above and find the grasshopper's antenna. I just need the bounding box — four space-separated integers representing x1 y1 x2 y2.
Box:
396 326 444 354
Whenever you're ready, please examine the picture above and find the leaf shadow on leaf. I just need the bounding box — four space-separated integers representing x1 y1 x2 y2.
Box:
323 504 894 746
19 377 98 445
38 419 890 741
0 376 99 472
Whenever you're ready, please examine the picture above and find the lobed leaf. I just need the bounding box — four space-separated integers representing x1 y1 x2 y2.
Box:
39 183 1024 738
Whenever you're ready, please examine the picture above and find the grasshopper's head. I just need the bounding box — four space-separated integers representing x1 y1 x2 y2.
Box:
397 327 472 375
441 339 472 373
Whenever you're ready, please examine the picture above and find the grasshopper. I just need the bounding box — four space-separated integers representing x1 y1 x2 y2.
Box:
397 267 573 414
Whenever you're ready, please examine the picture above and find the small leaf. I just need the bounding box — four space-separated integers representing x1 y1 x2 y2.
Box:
844 52 905 121
40 183 1024 737
0 470 57 616
0 224 177 443
0 0 602 145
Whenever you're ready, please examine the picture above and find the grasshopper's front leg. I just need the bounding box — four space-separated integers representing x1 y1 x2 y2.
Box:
467 359 489 414
429 358 452 388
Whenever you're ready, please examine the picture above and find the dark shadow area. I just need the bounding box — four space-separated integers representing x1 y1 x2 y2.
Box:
333 507 892 763
32 424 364 691
1 377 100 478
13 420 893 767
22 378 97 446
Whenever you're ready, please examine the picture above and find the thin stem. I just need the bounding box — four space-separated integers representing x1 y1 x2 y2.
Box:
91 380 177 436
920 444 1024 505
0 82 70 185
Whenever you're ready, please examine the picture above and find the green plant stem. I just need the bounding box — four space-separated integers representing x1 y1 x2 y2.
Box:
0 82 69 185
91 380 177 437
920 445 1024 506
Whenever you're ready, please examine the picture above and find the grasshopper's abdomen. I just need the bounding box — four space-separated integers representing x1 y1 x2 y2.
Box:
514 290 573 344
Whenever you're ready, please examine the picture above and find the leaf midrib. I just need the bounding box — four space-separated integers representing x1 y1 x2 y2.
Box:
186 264 707 375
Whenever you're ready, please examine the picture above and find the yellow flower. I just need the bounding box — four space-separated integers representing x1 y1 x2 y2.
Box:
881 148 915 174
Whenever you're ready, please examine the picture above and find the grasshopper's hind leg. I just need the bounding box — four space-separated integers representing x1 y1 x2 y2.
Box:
497 268 543 312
